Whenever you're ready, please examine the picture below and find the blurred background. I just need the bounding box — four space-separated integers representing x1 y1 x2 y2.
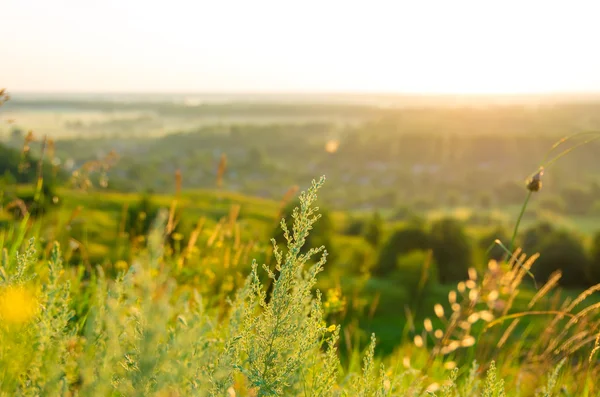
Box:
2 0 600 356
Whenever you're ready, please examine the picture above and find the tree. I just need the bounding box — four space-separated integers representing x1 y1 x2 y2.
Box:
529 230 590 287
430 217 473 283
522 222 555 253
344 217 366 236
374 225 429 276
363 211 383 247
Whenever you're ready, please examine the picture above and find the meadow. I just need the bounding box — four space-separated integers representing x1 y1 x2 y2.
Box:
0 90 599 396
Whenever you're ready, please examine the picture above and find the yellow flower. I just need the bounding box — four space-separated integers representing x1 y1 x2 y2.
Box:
0 286 38 324
327 324 337 332
171 233 184 241
115 260 128 271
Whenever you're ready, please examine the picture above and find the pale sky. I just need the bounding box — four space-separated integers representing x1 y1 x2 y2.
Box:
2 0 600 94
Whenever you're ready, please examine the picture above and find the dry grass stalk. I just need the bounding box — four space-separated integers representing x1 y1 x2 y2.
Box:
216 153 227 187
528 271 562 309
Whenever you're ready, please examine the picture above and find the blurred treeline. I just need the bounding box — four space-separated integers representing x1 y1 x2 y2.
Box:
4 99 600 215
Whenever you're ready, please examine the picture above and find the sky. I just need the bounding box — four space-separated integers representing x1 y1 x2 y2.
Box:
2 0 600 94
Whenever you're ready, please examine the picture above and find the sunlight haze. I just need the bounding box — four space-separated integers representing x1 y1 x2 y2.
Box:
3 0 600 94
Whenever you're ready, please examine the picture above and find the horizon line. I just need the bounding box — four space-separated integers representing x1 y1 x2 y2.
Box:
7 89 600 98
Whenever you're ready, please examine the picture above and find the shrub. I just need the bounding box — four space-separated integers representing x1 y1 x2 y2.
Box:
374 225 429 276
528 229 590 287
272 198 337 266
521 221 555 252
363 211 383 247
344 217 367 236
430 217 473 283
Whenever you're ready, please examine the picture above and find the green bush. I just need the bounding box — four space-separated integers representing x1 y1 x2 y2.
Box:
272 199 337 266
363 211 383 247
527 228 591 287
374 225 429 276
430 217 473 283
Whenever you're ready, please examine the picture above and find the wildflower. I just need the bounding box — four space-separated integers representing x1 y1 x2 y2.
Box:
462 336 476 347
526 167 544 192
468 267 477 280
383 379 391 392
434 304 445 318
115 260 128 271
467 313 480 324
444 361 457 370
414 335 424 347
424 318 433 332
0 285 37 324
171 233 184 241
426 382 440 392
469 289 479 302
479 310 495 322
448 290 457 304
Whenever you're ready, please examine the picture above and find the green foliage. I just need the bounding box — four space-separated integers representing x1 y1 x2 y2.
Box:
479 227 509 262
126 192 159 238
0 175 598 396
363 211 383 247
482 362 505 397
0 143 65 186
524 224 591 286
272 199 337 267
223 177 340 396
375 225 429 276
429 218 472 283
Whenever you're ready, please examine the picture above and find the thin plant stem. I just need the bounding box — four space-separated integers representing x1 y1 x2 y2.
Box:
541 134 600 171
509 190 532 253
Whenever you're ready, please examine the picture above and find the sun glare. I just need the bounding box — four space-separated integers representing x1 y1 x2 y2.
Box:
2 0 600 94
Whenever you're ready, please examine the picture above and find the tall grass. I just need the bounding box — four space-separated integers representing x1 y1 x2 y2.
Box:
1 88 599 395
0 176 598 396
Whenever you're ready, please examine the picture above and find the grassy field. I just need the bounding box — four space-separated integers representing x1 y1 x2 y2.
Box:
1 94 600 395
1 177 599 396
1 176 599 395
